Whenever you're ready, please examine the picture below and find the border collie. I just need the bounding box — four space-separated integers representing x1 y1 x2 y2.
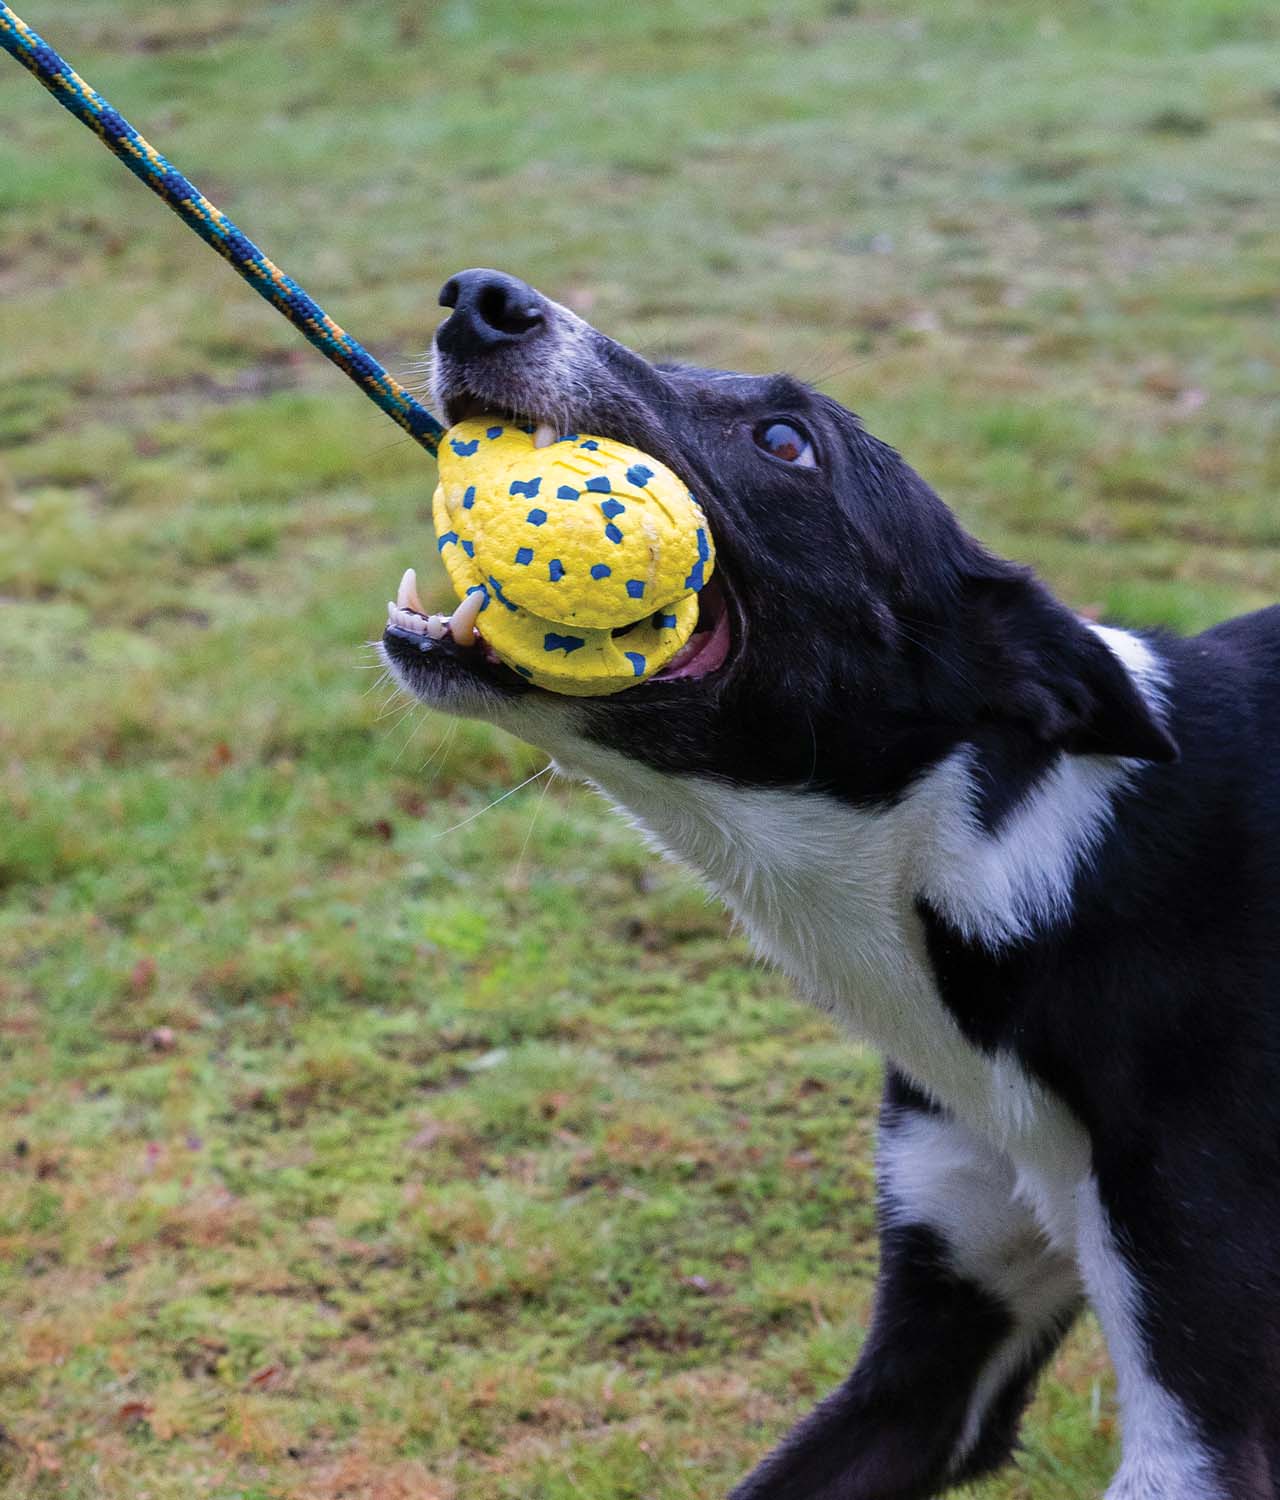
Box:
381 268 1280 1500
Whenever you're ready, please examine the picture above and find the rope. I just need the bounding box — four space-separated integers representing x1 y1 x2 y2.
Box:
0 2 444 456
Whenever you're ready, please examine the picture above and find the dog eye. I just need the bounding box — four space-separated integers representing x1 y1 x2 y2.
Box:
752 419 817 467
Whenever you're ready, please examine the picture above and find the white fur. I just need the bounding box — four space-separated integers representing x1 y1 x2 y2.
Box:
540 740 1121 1156
914 745 1132 947
879 1110 1081 1330
553 739 1008 1126
878 1108 1081 1469
916 627 1169 950
1090 623 1170 706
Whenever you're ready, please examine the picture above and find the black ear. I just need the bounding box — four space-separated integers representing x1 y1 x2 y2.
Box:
965 570 1179 763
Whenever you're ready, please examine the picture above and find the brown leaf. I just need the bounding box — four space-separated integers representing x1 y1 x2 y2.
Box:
129 957 157 997
25 1440 61 1476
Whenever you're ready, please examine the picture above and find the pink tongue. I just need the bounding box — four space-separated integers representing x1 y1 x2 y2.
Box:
656 606 731 680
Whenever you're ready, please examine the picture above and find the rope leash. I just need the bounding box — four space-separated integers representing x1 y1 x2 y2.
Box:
0 1 444 456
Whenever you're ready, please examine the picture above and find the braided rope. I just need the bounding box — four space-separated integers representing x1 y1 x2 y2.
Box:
0 1 443 456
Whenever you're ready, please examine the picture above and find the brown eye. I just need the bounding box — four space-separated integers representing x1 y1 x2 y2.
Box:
752 419 817 467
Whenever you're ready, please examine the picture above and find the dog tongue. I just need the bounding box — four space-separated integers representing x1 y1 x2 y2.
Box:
656 600 731 680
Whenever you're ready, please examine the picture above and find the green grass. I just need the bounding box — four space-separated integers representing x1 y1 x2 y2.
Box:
1 0 1277 1494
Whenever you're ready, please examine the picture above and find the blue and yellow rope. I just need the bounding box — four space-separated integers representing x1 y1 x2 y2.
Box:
0 1 444 456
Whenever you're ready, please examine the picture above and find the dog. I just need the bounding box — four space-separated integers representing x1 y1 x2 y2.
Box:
381 268 1280 1499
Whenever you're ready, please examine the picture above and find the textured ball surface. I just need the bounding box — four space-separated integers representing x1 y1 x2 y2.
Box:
433 419 715 695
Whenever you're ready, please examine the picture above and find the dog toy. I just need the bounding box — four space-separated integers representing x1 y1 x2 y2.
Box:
0 2 443 455
432 421 715 694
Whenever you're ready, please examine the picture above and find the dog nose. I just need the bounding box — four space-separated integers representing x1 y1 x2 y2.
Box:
436 268 546 357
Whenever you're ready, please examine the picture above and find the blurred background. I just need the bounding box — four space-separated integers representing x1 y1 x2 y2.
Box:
1 1 1276 1496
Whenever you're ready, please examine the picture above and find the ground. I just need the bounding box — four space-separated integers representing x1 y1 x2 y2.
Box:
1 1 1277 1496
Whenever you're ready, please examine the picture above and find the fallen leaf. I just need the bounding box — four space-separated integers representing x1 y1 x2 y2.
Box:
130 957 157 997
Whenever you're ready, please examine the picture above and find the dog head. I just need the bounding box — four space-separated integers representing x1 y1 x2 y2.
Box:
381 268 1177 802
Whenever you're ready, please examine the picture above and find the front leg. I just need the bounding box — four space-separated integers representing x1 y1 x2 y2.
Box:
731 1072 1081 1500
1079 1151 1276 1499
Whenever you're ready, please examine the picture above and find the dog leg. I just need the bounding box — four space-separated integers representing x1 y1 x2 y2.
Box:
1078 1170 1268 1500
729 1071 1080 1500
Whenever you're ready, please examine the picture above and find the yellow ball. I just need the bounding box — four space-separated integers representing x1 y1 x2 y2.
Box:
433 419 715 695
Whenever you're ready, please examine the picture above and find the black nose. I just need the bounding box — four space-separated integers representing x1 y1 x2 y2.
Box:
436 268 546 358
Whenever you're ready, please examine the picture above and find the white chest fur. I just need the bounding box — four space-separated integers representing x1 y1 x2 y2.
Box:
523 626 1165 1246
565 744 1083 1142
542 733 1129 1261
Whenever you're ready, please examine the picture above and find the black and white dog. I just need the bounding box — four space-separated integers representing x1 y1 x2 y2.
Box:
381 269 1280 1500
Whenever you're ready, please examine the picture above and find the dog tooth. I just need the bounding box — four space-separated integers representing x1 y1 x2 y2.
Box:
397 567 424 613
449 589 485 645
532 422 557 449
388 604 425 635
425 614 448 640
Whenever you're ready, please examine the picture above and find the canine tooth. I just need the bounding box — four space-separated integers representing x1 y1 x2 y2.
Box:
449 589 485 645
425 614 448 640
532 422 557 449
397 568 424 613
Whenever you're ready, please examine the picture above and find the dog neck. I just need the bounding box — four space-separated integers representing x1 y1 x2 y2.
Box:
540 625 1166 1124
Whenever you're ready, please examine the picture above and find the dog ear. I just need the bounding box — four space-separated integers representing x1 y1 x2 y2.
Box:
963 569 1179 763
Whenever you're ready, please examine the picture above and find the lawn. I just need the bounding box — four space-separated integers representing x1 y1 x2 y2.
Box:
1 1 1277 1496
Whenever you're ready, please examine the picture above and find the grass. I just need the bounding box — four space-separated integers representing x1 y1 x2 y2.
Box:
1 0 1277 1494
